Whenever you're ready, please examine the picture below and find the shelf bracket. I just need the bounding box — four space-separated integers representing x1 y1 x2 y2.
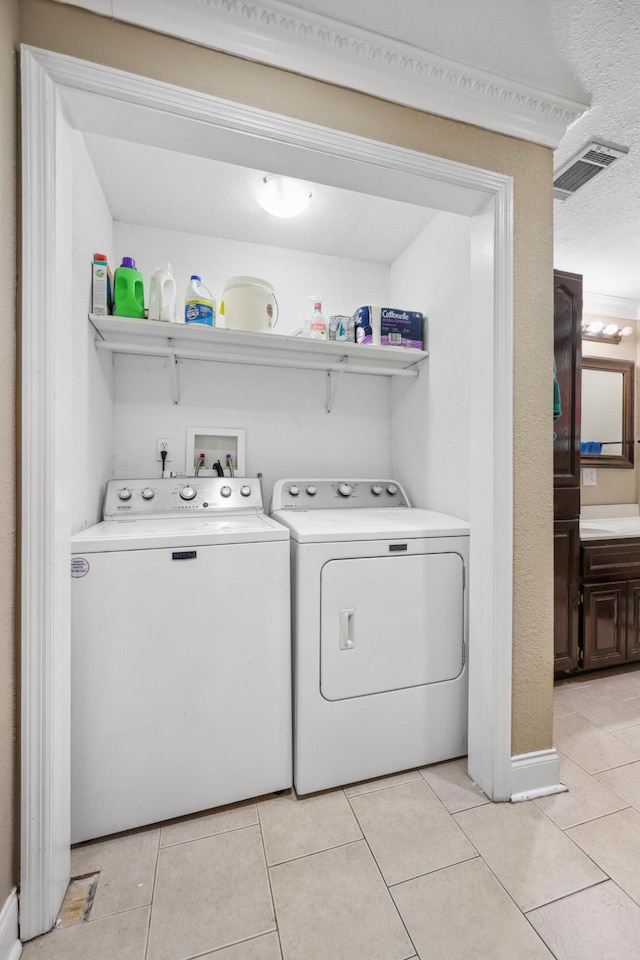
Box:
326 359 348 413
167 339 180 405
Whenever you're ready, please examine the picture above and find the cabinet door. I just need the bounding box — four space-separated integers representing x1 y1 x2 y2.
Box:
626 579 640 662
553 270 582 518
554 520 580 671
583 581 627 670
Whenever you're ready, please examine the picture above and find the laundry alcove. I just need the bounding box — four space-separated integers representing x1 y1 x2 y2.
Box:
21 45 515 940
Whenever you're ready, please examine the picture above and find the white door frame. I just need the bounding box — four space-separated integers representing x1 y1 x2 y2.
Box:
20 44 524 940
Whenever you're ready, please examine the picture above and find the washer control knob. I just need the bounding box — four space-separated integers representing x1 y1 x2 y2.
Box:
141 487 155 500
306 485 317 496
240 485 252 497
117 487 132 501
289 484 300 496
338 483 352 498
371 484 383 496
387 483 398 496
220 485 232 498
180 485 197 501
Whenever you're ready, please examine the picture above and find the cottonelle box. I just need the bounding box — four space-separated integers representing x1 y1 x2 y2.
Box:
353 305 425 349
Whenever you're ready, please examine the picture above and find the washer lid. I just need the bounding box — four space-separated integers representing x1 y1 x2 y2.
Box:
270 507 469 543
71 514 289 553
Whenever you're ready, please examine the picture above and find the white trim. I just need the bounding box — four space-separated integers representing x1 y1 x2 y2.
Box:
466 187 513 802
20 48 72 943
510 749 567 802
48 0 588 147
0 890 22 960
20 44 516 935
583 291 640 321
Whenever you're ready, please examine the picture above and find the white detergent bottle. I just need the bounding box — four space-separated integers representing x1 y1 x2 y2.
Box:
185 275 216 327
148 263 177 322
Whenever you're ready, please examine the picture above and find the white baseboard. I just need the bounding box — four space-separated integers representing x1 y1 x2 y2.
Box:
510 748 568 802
0 890 22 960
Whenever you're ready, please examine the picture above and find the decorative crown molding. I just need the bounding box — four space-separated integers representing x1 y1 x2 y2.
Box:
583 292 640 320
53 0 588 147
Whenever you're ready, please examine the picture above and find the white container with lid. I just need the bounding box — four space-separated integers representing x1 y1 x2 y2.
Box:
220 276 278 334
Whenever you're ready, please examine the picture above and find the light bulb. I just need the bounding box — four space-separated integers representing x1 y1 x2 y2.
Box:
587 320 604 334
604 323 619 336
620 326 634 336
256 175 312 218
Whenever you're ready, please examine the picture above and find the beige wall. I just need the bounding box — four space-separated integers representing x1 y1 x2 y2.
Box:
581 315 638 508
18 0 554 767
0 0 18 904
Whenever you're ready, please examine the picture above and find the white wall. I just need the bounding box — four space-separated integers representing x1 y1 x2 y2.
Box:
81 215 470 512
111 222 393 504
389 211 471 518
114 222 390 332
71 131 115 532
113 356 391 506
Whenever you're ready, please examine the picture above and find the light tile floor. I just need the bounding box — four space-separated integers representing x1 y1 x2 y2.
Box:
22 668 640 959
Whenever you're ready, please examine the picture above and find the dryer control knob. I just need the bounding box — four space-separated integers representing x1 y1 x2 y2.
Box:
371 484 383 496
306 485 317 496
240 485 252 497
141 487 155 500
289 484 300 496
220 485 232 498
387 483 398 496
338 483 352 497
180 485 197 501
117 487 132 501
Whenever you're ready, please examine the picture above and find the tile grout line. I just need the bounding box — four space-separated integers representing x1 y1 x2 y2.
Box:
342 770 423 799
142 827 161 960
182 931 281 959
268 835 364 869
344 788 424 957
257 800 285 960
159 817 259 849
530 771 633 831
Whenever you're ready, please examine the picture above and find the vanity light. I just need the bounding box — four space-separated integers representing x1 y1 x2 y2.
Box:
582 320 635 344
256 175 312 218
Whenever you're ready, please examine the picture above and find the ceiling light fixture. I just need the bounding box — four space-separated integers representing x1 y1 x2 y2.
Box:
256 175 312 218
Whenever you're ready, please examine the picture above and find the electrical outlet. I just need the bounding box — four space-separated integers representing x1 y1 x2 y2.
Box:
156 438 172 462
582 467 597 486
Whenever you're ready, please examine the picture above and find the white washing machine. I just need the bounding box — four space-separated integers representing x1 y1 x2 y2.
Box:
271 478 469 795
71 477 291 843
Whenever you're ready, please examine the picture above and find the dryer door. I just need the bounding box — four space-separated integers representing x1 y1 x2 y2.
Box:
320 552 464 700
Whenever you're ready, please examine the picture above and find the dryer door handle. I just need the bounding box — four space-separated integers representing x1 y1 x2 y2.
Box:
339 608 356 650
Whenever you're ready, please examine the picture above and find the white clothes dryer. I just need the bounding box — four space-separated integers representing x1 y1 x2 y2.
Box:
71 477 291 842
271 479 469 795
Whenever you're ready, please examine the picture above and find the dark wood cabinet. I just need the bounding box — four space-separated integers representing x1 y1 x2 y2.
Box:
627 580 640 661
582 581 626 670
554 270 582 673
553 271 582 518
580 541 640 670
554 520 580 671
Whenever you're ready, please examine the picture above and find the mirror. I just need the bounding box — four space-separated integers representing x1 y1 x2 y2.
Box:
581 356 635 469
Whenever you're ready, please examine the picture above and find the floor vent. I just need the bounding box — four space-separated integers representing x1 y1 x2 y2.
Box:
553 140 629 201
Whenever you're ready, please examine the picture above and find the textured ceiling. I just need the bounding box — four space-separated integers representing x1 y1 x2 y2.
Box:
84 1 640 303
82 133 438 264
285 0 640 308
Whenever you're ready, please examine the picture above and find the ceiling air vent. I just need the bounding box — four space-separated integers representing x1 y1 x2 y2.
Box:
553 140 629 202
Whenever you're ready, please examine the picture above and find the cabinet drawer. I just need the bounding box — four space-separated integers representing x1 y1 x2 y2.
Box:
581 540 640 580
